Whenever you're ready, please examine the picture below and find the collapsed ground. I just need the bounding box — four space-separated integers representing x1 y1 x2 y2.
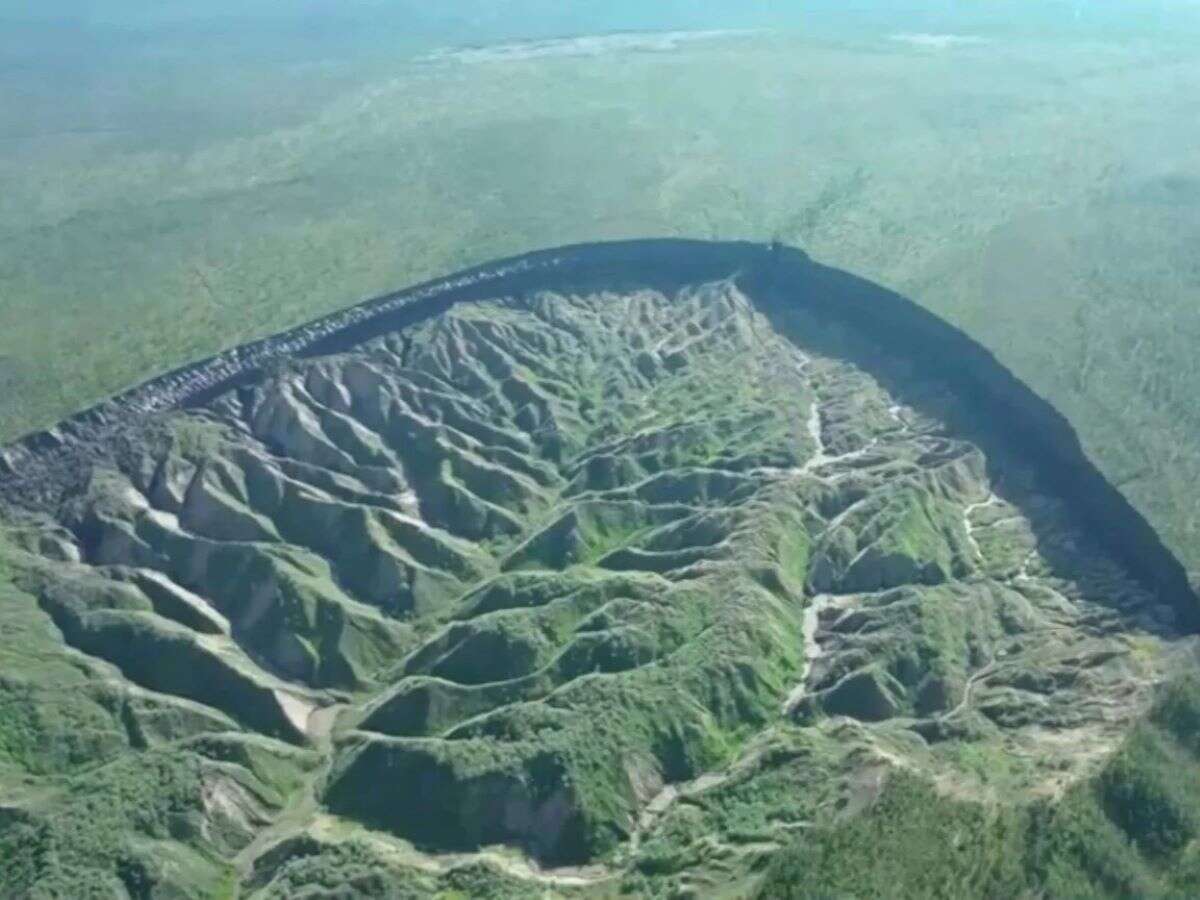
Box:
1 277 1197 897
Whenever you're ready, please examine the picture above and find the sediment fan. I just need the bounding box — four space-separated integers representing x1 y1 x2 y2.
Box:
2 240 1196 895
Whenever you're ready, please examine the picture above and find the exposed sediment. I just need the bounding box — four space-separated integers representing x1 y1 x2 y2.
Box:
4 240 1193 625
3 240 1198 894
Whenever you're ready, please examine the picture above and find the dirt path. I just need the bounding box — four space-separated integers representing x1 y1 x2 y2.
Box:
940 657 997 722
630 765 750 857
962 493 999 564
782 593 850 715
234 703 345 875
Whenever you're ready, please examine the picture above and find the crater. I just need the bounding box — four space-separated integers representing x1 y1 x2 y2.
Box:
2 240 1195 889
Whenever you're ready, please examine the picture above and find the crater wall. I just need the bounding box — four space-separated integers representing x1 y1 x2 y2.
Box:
2 238 1193 623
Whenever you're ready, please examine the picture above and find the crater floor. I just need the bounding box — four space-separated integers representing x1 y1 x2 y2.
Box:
2 269 1194 897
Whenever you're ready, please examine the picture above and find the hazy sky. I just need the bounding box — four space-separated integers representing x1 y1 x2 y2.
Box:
5 1 1197 36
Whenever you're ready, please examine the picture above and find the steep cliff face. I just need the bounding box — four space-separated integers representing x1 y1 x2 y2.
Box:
1 242 1195 896
746 250 1197 627
4 241 1191 624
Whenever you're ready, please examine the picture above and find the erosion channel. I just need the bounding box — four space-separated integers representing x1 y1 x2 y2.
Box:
2 240 1197 897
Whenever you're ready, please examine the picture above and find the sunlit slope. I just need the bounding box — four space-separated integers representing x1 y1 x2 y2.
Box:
2 252 1196 896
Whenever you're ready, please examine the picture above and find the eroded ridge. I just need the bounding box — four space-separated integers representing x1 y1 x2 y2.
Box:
4 276 1192 893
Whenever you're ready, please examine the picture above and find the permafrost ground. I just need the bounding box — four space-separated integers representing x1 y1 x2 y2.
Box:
2 244 1198 897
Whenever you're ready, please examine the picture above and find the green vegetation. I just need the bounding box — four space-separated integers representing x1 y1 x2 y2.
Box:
0 529 320 898
317 287 813 865
4 269 1194 895
246 837 544 899
761 674 1200 899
